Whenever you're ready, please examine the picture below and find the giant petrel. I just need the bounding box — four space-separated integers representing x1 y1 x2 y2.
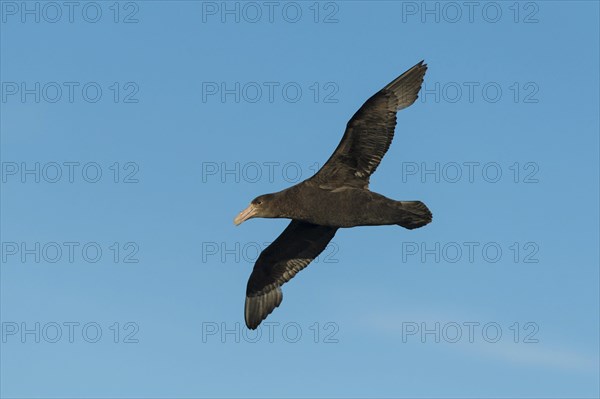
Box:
234 61 432 329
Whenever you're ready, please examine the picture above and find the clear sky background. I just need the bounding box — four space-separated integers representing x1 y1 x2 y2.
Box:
1 1 599 398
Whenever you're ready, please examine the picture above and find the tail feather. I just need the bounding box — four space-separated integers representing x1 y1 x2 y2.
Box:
397 201 432 230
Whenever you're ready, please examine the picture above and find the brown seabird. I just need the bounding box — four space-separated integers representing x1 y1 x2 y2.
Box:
234 61 432 329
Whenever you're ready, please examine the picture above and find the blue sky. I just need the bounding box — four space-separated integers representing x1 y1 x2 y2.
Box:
1 1 599 398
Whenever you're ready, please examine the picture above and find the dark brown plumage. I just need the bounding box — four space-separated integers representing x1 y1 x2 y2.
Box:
234 61 432 329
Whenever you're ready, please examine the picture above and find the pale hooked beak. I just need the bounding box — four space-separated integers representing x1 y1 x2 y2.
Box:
234 204 257 226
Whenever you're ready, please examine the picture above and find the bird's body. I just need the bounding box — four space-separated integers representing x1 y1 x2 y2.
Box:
234 61 433 329
263 182 431 229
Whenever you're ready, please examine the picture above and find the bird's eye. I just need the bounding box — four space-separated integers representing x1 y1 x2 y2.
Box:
256 200 262 205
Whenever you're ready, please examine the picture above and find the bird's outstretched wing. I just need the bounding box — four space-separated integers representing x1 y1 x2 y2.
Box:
245 220 338 329
311 61 427 188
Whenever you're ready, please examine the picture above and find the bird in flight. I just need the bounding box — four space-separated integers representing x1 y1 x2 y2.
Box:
234 61 432 329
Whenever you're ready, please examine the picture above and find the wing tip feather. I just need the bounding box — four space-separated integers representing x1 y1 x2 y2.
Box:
385 60 428 110
245 287 283 330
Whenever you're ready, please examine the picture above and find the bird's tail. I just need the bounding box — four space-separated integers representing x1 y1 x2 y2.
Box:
396 201 432 230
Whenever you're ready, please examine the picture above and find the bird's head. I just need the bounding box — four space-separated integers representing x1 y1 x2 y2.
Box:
233 194 278 226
